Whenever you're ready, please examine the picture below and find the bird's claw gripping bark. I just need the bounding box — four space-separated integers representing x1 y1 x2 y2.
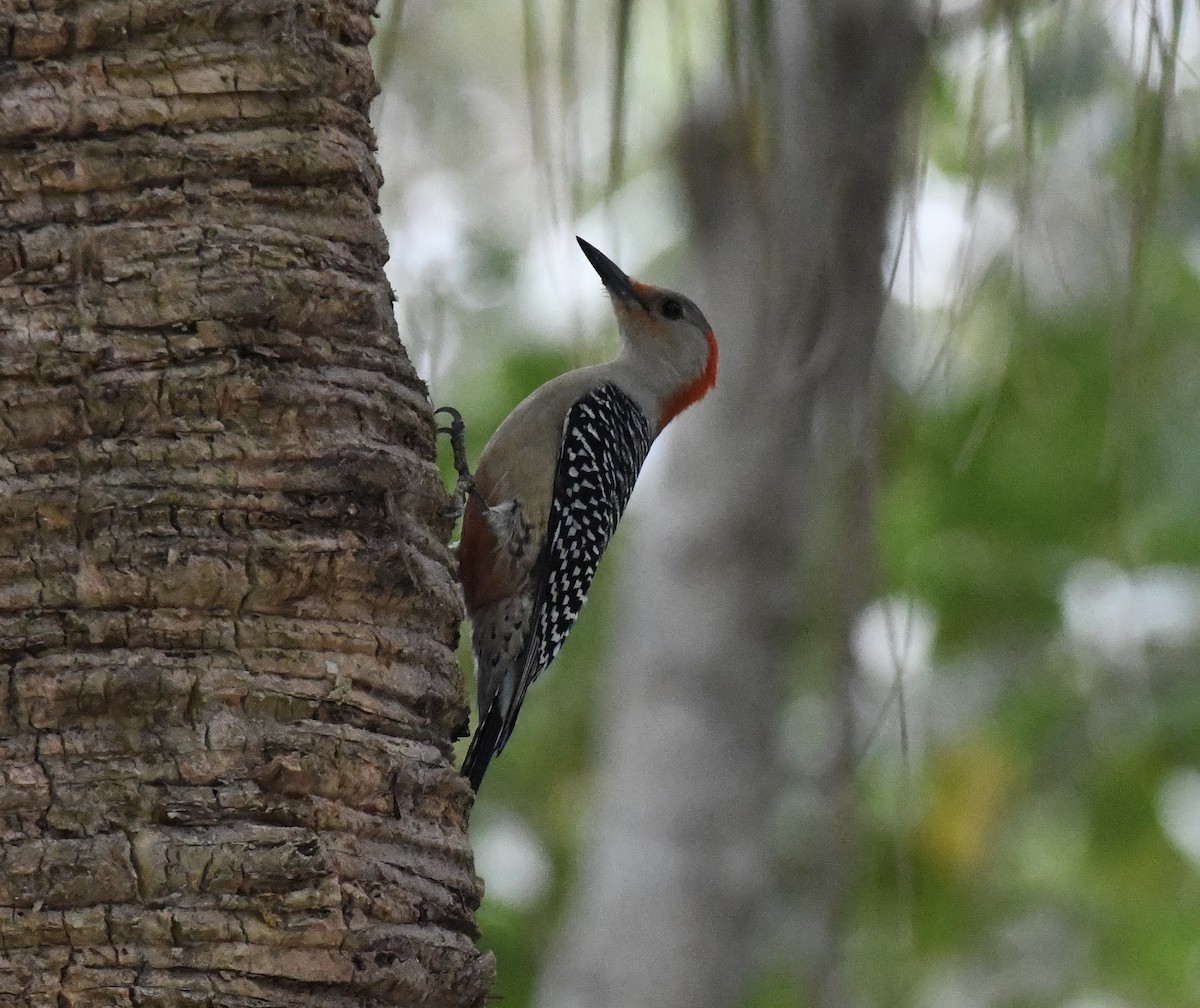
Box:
435 405 476 520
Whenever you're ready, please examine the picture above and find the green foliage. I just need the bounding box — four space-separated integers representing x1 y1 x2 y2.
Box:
388 2 1200 1005
436 344 583 485
857 136 1200 1008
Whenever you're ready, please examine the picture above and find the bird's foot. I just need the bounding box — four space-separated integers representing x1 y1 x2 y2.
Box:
435 405 476 520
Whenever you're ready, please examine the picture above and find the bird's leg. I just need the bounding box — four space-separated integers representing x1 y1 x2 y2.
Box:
435 406 477 520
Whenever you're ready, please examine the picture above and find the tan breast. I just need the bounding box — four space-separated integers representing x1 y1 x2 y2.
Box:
459 364 618 614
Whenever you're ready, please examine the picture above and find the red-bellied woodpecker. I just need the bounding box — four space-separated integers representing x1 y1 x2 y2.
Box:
442 237 718 792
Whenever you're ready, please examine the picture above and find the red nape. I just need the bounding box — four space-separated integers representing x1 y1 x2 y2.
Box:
659 329 718 429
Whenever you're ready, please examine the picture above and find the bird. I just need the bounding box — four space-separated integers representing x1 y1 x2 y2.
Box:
440 237 718 792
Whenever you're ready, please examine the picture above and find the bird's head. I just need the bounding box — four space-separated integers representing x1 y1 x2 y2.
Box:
577 236 718 428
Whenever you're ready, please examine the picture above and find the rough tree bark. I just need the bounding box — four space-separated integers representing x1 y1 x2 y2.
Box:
0 2 492 1005
537 3 923 1007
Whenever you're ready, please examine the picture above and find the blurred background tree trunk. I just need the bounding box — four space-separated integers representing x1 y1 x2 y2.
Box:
0 2 491 1005
536 2 923 1007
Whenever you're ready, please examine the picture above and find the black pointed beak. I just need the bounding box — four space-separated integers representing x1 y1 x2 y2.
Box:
577 237 640 304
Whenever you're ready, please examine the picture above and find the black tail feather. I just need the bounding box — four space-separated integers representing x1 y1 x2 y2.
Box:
462 703 505 792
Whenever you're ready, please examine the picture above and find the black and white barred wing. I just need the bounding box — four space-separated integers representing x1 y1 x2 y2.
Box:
497 383 651 748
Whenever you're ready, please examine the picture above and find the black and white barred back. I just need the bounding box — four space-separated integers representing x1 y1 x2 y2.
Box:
535 382 652 671
481 382 651 762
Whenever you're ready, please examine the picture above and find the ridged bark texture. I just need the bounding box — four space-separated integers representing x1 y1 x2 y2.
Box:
0 2 492 1005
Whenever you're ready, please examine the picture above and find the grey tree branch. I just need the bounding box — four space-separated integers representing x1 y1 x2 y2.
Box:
536 2 924 1006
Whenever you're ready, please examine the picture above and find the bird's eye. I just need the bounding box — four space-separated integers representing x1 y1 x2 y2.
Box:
661 298 683 320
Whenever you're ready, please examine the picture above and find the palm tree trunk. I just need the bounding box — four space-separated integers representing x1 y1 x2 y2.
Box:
536 3 923 1007
0 2 491 1004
